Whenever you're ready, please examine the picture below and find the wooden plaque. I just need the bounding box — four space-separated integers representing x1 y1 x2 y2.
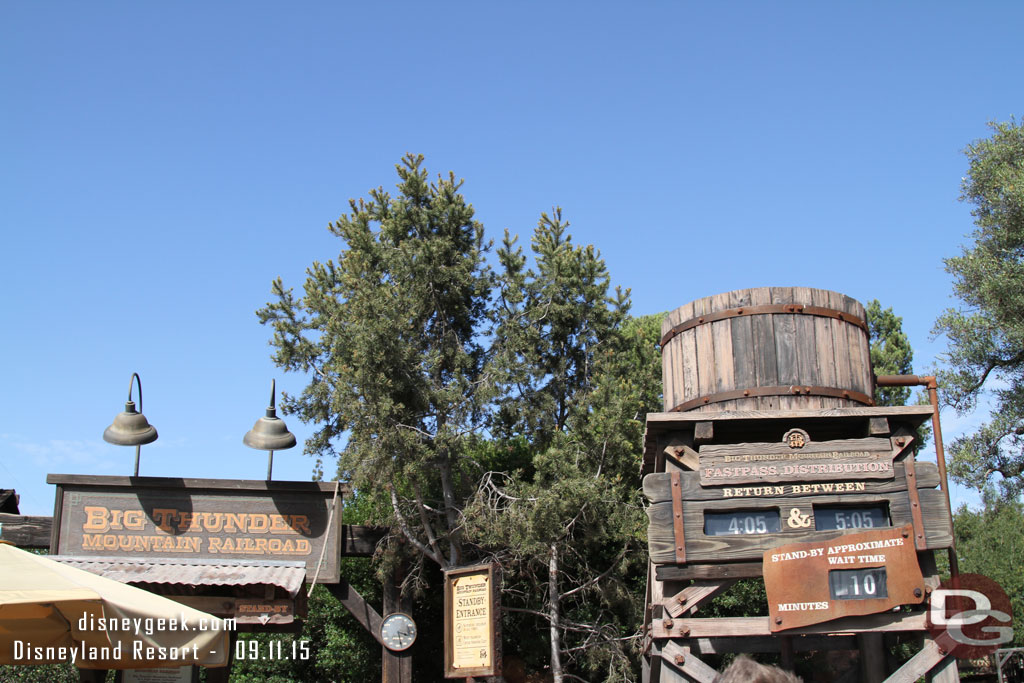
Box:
698 437 897 486
763 524 925 631
643 463 952 564
444 563 501 679
47 474 344 583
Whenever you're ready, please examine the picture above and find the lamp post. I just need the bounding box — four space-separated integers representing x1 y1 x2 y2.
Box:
103 372 158 476
243 379 296 480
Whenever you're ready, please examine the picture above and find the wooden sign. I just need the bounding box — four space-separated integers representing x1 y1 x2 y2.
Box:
643 462 952 564
47 474 344 583
444 563 501 679
698 437 898 486
762 524 925 631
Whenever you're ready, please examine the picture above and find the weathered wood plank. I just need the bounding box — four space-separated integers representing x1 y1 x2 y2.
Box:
828 290 854 397
771 287 799 411
700 436 893 455
652 611 928 639
645 405 934 426
0 513 53 548
811 288 839 409
46 473 351 494
326 579 385 646
663 580 738 618
750 287 779 410
793 286 821 409
656 562 763 581
710 292 734 394
680 327 698 406
694 297 716 401
689 634 858 654
728 288 757 412
646 487 952 563
341 525 387 557
884 638 948 683
661 642 718 682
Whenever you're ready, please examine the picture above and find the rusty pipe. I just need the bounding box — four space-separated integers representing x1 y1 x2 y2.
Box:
875 374 959 576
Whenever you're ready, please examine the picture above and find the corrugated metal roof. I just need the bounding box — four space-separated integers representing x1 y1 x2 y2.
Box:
49 556 307 597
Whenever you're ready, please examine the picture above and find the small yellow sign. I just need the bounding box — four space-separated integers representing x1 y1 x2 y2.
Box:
451 572 491 669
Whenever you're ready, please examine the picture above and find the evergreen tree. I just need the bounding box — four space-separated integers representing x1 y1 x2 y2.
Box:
258 153 493 570
865 299 914 406
934 119 1024 499
467 216 661 682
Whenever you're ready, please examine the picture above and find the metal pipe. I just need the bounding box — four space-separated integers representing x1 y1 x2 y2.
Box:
875 374 959 576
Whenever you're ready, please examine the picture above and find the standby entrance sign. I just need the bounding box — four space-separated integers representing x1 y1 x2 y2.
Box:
444 563 501 679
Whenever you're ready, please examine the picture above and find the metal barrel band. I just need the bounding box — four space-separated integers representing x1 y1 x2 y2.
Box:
669 385 875 413
660 304 868 348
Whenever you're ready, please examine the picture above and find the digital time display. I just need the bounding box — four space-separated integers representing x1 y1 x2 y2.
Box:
814 505 889 531
704 510 781 536
828 568 888 600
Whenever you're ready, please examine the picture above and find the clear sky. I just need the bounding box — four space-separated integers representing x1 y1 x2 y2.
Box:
3 2 1021 515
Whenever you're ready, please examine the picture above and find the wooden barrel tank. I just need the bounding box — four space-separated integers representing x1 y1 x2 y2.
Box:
660 287 874 413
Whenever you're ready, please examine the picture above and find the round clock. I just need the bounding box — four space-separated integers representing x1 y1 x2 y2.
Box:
380 612 417 651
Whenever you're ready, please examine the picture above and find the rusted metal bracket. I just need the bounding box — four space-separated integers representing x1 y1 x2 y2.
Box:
669 385 875 413
661 304 868 347
670 471 686 564
891 428 927 551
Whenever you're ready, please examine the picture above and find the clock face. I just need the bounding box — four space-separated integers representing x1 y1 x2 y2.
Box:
380 612 417 651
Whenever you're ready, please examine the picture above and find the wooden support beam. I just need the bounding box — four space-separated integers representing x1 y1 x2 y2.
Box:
0 513 52 548
693 422 714 444
883 638 950 683
382 564 412 683
663 580 738 618
653 612 928 639
689 634 857 654
656 562 763 582
858 633 886 682
867 417 891 436
341 525 387 557
661 642 718 682
326 579 385 646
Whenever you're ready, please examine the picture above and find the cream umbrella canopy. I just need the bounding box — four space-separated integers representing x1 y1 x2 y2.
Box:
0 543 229 669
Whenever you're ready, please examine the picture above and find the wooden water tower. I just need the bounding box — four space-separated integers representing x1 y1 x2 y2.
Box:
642 287 957 682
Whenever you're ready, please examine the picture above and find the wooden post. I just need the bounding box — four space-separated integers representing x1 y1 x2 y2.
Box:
382 563 412 683
857 633 886 682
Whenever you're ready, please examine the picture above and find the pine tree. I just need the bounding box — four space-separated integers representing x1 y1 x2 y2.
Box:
258 153 493 570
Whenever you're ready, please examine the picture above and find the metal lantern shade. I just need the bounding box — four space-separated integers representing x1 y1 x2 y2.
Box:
102 401 158 446
243 410 297 451
244 379 296 480
103 373 158 476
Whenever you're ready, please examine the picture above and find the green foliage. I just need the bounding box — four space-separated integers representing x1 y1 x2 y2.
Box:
934 119 1024 499
258 153 493 568
464 214 662 681
865 299 914 406
952 495 1024 645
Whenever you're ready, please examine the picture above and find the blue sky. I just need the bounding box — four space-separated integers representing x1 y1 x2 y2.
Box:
3 2 1021 515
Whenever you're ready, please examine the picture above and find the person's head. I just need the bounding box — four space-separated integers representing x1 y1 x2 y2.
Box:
714 656 803 683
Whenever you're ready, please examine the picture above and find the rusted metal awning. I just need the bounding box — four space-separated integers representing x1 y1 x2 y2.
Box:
49 556 307 597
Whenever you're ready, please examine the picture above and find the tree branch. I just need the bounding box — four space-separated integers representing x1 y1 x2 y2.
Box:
389 486 443 566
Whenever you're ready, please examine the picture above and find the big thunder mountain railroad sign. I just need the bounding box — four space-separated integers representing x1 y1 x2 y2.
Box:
48 474 344 583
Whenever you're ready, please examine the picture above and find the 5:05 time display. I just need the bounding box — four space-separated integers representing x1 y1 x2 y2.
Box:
234 638 311 660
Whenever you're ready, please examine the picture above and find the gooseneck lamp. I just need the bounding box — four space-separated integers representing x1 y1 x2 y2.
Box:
103 372 158 476
243 379 296 480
